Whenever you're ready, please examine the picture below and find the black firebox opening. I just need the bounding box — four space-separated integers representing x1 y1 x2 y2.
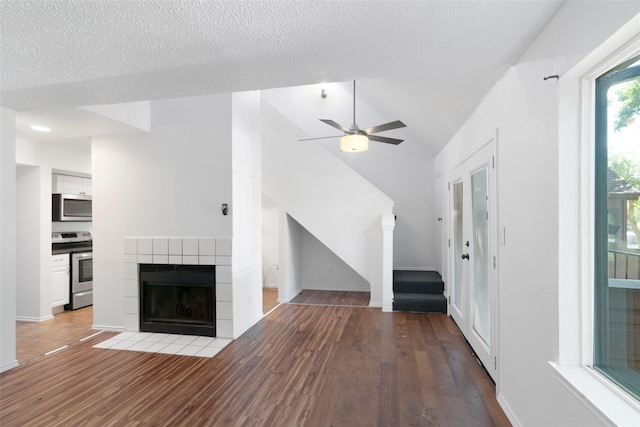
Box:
139 264 216 337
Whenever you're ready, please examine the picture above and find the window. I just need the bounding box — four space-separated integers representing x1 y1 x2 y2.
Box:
594 55 640 401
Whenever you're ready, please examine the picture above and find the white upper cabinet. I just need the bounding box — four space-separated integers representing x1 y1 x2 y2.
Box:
52 174 92 195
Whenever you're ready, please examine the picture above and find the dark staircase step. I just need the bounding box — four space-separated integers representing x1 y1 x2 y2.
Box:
393 270 446 313
393 270 444 294
392 293 447 313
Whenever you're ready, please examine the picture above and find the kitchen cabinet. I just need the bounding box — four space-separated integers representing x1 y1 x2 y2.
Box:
52 174 92 195
51 254 70 307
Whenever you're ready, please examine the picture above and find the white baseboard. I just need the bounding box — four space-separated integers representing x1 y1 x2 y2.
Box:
16 314 54 322
233 313 263 339
303 283 369 292
497 392 522 427
280 288 304 303
369 299 382 308
1 360 19 373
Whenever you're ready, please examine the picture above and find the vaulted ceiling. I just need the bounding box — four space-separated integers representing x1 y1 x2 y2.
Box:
1 1 564 155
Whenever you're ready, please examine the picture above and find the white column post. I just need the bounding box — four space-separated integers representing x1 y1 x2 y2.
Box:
381 212 395 312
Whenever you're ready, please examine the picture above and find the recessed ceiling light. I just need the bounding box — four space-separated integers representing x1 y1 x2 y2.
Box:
31 125 51 132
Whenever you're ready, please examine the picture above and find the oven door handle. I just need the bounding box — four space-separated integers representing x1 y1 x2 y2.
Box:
73 252 92 258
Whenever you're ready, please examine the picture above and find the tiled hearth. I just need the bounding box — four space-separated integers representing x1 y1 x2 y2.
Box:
94 331 232 358
122 237 233 338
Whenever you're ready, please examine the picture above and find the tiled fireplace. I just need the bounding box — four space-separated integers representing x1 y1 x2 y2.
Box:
123 237 232 338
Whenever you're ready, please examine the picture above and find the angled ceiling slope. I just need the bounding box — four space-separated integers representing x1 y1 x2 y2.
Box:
15 102 150 144
1 1 563 154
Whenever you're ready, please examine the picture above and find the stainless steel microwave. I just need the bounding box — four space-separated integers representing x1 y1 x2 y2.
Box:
52 194 92 222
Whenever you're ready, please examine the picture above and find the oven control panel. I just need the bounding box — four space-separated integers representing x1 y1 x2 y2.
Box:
51 232 92 243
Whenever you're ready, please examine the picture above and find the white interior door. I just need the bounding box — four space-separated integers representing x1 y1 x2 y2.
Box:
448 141 497 380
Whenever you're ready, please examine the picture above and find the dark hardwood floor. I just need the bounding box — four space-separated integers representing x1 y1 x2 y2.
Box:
15 289 279 366
290 289 370 307
0 304 510 426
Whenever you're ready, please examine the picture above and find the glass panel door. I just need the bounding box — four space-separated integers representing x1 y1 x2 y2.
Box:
472 168 490 346
448 140 496 381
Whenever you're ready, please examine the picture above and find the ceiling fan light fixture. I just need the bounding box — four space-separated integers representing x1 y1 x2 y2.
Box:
30 125 51 132
340 134 368 152
299 80 406 148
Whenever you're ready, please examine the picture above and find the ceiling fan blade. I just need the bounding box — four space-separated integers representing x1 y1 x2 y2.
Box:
363 120 406 135
368 134 404 145
298 135 342 142
320 119 351 133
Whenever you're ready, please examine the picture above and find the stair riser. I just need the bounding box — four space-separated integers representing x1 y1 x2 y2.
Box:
393 271 443 283
393 293 447 313
393 282 443 294
392 300 447 313
393 270 446 313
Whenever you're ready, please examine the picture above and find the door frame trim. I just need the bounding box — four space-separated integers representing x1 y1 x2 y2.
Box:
446 129 500 383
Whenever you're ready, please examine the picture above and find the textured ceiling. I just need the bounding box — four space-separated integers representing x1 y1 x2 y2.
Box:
1 0 564 154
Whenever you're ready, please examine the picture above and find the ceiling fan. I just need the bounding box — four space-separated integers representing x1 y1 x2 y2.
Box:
300 80 406 152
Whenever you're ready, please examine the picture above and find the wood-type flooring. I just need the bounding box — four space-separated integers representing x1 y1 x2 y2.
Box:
15 306 96 365
16 289 280 366
1 303 510 426
262 287 279 313
290 289 370 307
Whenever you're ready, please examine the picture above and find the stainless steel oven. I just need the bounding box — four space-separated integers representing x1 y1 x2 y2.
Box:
51 232 93 310
71 251 93 309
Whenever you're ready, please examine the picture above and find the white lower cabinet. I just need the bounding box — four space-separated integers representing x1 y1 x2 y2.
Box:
51 254 70 307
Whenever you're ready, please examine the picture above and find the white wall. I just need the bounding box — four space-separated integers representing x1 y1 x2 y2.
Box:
336 141 434 271
80 101 151 132
262 102 393 306
92 94 233 330
302 230 369 292
435 2 640 426
16 139 92 175
280 213 304 302
16 165 49 321
433 174 447 277
231 91 263 338
1 107 17 372
264 193 369 293
262 85 434 271
261 195 280 287
263 187 369 293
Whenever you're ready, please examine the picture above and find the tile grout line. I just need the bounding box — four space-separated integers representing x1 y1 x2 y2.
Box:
92 332 231 358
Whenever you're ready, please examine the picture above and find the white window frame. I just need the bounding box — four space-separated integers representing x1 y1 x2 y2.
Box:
555 17 640 426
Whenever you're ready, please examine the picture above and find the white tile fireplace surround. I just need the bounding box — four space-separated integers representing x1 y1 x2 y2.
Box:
123 237 232 338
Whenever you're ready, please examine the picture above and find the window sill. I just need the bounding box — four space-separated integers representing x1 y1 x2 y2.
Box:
550 362 640 426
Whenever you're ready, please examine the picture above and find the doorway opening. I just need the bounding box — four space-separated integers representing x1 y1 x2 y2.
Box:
448 137 498 381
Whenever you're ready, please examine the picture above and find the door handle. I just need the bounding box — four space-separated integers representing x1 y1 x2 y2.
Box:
461 254 470 260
